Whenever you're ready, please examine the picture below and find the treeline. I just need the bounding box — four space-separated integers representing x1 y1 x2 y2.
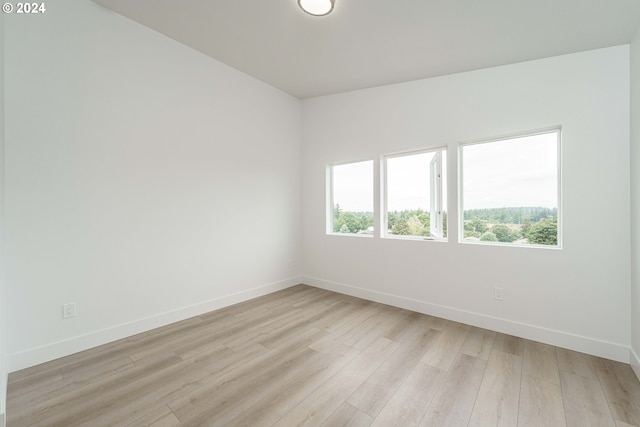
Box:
463 206 558 245
463 207 557 224
333 205 373 234
463 216 557 245
333 206 441 237
333 205 558 245
388 209 447 237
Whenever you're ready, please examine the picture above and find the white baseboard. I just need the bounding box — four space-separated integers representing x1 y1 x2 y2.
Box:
8 275 632 372
303 276 630 363
631 346 640 381
1 354 6 426
8 276 302 372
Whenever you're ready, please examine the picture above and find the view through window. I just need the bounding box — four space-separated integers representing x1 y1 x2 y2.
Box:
329 160 374 235
460 130 560 246
384 149 447 239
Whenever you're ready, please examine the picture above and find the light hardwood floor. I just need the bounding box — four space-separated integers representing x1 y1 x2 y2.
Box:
7 285 640 426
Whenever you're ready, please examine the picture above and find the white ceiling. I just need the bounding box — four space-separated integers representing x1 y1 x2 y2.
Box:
93 0 640 99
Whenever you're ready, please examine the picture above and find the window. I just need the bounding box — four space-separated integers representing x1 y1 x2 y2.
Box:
383 148 447 240
328 160 374 236
460 130 560 247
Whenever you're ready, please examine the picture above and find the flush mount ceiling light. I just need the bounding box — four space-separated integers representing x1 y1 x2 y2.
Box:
298 0 335 16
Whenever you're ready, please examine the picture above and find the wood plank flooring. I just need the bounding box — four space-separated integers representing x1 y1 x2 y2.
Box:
7 285 640 426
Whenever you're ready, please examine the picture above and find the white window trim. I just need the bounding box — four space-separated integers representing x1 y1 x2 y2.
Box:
430 151 444 238
325 163 334 235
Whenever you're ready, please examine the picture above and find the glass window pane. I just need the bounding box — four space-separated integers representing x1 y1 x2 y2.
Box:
330 160 374 235
385 149 447 239
461 131 559 246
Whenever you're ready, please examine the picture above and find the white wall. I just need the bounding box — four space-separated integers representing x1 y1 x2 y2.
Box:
4 2 302 370
631 27 640 377
302 46 632 362
0 10 6 426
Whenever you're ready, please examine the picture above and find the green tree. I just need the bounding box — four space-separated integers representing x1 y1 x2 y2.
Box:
471 217 488 234
334 212 363 233
479 231 498 242
463 222 473 238
417 213 430 229
463 217 488 238
391 219 410 235
521 218 532 237
490 224 516 243
362 212 374 230
387 212 399 231
407 216 426 236
527 219 557 245
442 212 448 238
339 224 349 233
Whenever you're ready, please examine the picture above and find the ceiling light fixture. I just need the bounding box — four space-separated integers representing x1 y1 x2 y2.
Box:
298 0 335 16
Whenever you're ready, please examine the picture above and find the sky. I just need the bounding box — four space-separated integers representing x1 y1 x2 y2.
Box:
332 131 558 213
386 151 446 212
462 132 558 210
332 160 374 212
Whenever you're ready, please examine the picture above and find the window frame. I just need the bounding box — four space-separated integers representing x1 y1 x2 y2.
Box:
326 159 375 237
381 146 448 241
458 128 562 248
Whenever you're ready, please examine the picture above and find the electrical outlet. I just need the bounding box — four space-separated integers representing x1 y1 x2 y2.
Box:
494 287 504 301
62 303 76 319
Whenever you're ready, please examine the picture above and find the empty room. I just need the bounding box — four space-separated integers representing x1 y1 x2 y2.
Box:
1 0 640 426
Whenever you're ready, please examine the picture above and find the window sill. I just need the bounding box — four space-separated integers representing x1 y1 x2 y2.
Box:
459 239 561 249
383 235 448 242
327 232 374 238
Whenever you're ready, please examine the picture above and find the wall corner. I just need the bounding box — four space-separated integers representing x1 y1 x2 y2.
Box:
630 23 640 376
